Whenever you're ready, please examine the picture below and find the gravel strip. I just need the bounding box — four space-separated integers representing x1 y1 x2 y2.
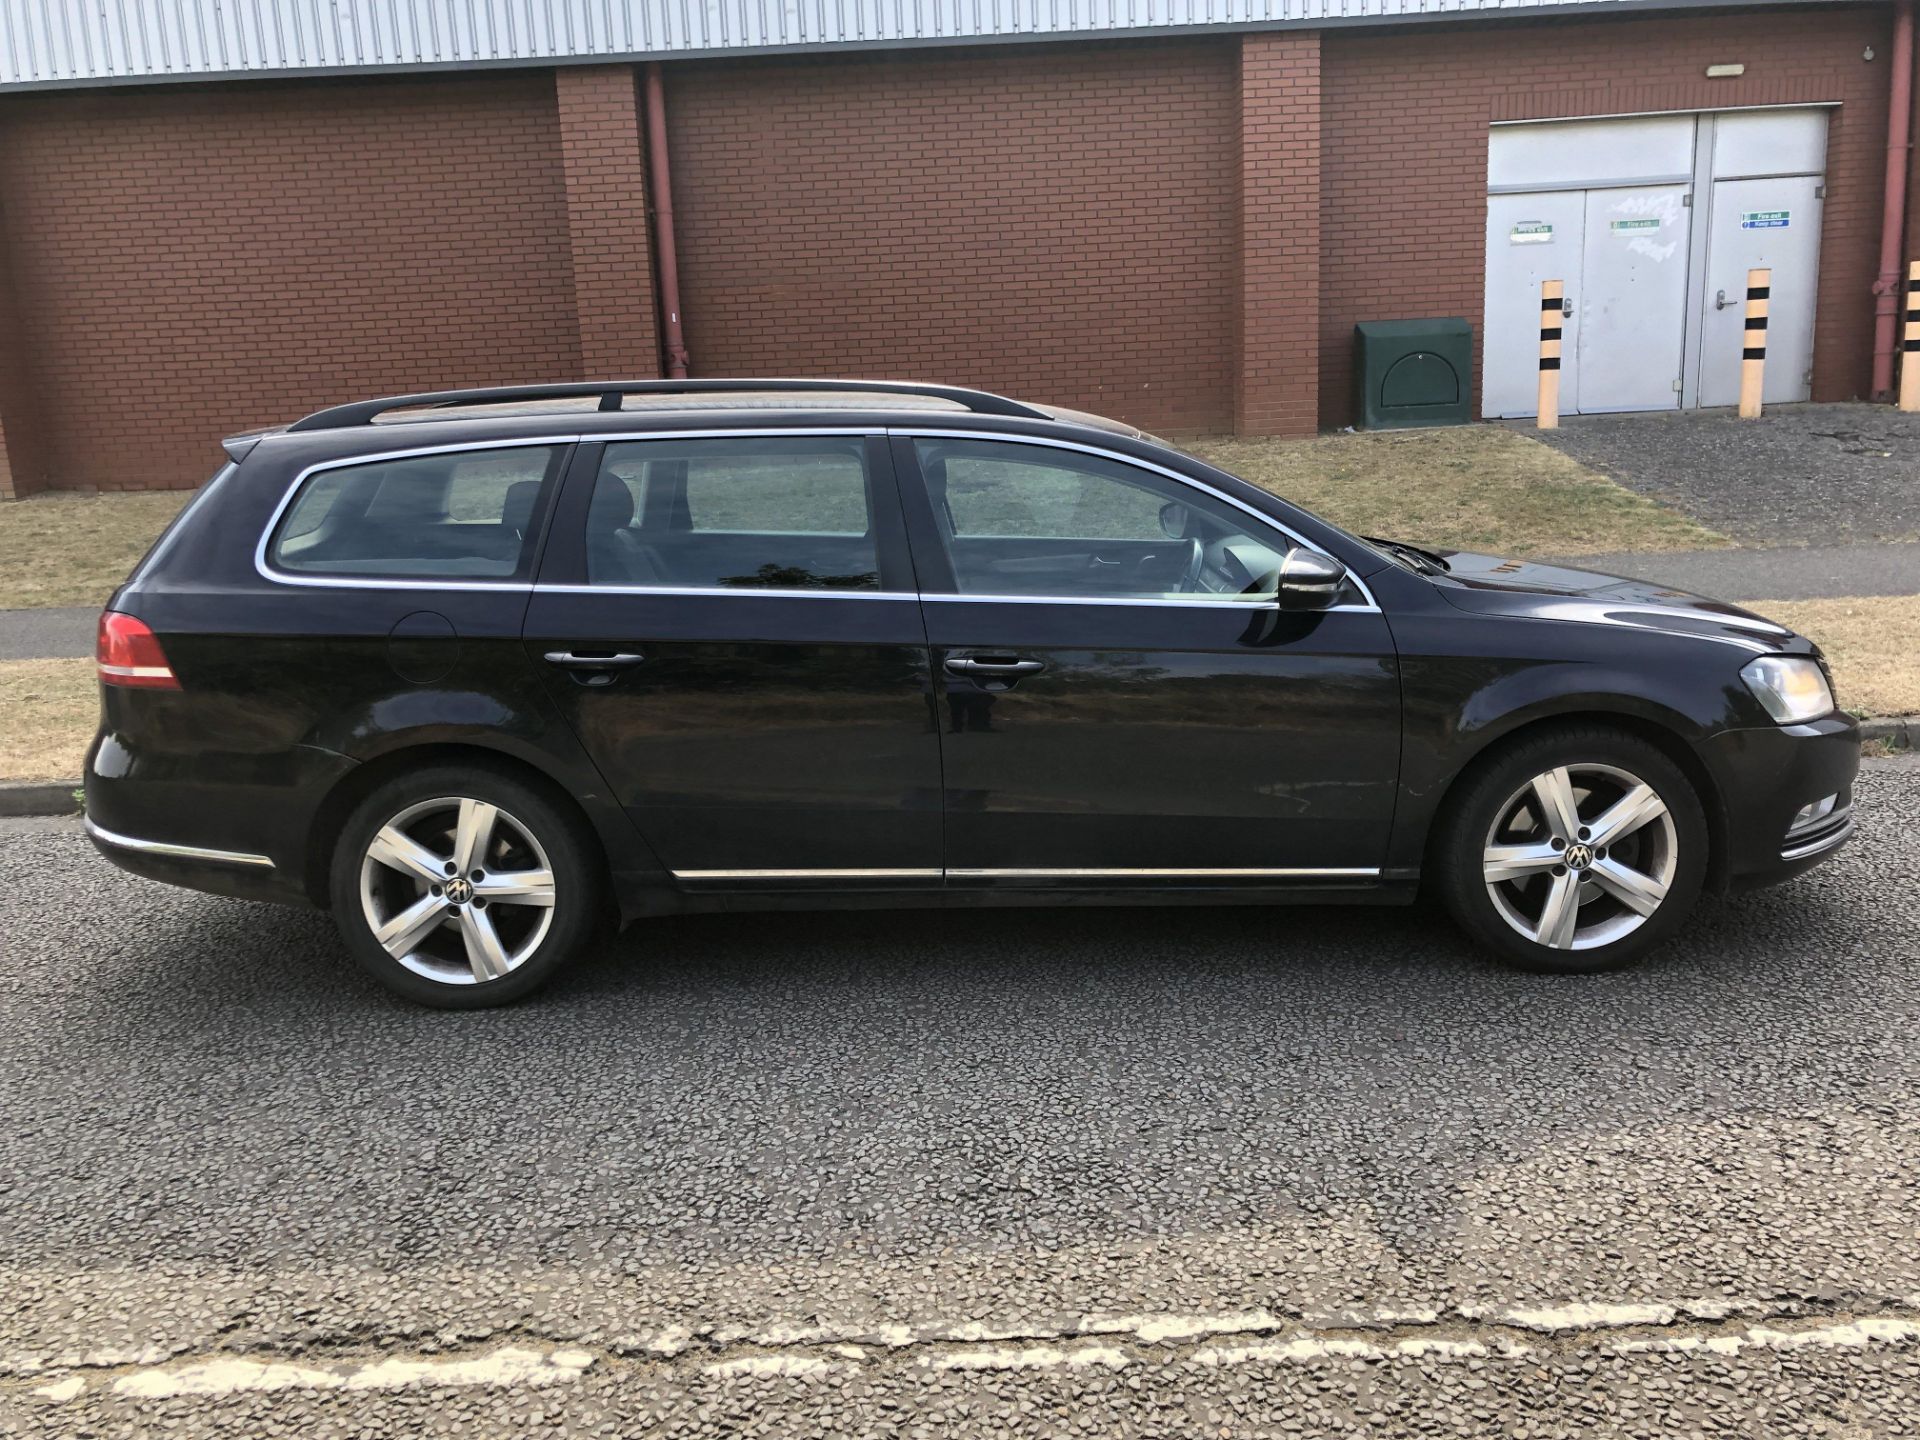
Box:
1530 403 1920 546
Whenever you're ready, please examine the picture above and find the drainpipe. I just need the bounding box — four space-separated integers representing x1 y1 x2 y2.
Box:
1872 0 1915 399
644 62 691 379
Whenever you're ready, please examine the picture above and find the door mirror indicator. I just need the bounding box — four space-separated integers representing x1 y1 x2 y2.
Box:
1276 549 1348 611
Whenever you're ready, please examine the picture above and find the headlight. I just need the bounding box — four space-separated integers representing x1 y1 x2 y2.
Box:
1741 655 1835 725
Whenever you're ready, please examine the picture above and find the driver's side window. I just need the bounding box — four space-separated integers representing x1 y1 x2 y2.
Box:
913 438 1285 601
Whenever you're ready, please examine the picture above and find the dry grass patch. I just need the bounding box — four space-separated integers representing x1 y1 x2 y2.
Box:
1188 426 1726 558
0 659 96 781
0 491 188 609
1747 595 1920 720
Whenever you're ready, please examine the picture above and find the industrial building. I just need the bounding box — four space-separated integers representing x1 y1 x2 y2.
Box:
0 0 1915 492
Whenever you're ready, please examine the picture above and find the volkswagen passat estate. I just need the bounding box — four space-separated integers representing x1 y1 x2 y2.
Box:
86 380 1858 1007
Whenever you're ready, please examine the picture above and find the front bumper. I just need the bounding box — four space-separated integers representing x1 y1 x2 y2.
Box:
1696 711 1861 891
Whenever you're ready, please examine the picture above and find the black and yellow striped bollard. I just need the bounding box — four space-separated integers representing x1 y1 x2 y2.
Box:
1537 279 1563 430
1739 268 1770 420
1900 260 1920 414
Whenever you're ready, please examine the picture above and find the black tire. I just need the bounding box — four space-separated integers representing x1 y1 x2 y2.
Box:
1434 724 1708 974
327 762 601 1008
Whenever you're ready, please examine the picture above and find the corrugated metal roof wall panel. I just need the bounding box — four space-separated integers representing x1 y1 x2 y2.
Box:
0 0 1834 89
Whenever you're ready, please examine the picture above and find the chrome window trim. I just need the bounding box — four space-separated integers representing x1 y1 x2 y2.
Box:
251 424 1381 611
889 428 1382 613
254 427 883 593
85 817 276 869
254 434 583 592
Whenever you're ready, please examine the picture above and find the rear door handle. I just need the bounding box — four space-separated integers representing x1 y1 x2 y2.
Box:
945 656 1046 678
544 650 646 669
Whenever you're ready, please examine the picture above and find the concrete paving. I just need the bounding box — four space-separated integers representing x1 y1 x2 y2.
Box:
4 759 1919 1435
0 607 95 662
1532 402 1920 547
1543 541 1920 602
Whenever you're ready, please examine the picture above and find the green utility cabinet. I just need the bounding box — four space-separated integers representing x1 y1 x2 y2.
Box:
1353 318 1472 429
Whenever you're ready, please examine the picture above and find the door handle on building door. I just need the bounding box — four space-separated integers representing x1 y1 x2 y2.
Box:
1561 297 1574 318
1715 289 1735 310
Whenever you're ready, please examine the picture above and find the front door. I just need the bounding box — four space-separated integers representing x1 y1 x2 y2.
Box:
524 432 942 884
1483 190 1586 418
895 435 1401 886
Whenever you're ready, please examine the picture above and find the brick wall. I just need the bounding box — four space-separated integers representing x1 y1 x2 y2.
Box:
556 66 662 379
1236 31 1322 436
0 73 580 491
665 42 1241 436
0 217 43 499
1319 6 1895 426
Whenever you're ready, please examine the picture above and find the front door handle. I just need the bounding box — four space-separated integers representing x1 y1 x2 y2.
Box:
945 656 1046 678
1715 288 1734 310
544 650 646 669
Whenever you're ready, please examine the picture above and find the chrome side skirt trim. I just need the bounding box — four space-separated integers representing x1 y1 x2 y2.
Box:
85 818 276 870
673 865 1379 883
673 867 944 881
1779 814 1854 863
947 867 1381 880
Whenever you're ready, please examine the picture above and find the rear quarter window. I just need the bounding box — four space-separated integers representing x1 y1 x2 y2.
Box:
267 446 565 581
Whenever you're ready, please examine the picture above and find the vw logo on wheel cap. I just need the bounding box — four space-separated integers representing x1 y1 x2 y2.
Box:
1563 843 1594 872
443 876 474 904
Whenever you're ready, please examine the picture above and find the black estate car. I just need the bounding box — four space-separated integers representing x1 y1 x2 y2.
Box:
86 380 1858 1007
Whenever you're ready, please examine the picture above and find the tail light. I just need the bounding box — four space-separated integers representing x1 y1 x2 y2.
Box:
97 611 180 690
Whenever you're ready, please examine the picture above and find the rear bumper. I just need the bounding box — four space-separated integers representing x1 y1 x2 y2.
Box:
1697 712 1861 891
84 727 354 907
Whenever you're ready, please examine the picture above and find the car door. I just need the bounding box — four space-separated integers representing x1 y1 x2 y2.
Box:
894 433 1400 886
523 430 943 886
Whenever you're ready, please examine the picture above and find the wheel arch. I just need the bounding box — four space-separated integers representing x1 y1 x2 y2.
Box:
1421 709 1731 896
301 740 632 911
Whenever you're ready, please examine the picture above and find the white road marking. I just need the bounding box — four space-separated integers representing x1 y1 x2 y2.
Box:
107 1345 594 1400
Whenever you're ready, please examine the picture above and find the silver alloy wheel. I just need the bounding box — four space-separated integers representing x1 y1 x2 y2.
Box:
358 796 557 985
1482 763 1678 952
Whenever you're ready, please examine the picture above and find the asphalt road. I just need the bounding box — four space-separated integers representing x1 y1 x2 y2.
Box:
4 760 1919 1436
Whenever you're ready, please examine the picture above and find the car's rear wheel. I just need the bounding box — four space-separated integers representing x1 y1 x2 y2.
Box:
1436 725 1708 973
328 765 600 1008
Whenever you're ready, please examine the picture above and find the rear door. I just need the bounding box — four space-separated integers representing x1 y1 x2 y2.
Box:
894 433 1401 887
523 431 943 886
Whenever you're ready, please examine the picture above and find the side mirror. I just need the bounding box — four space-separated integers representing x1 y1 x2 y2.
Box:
1276 548 1348 611
1158 501 1191 539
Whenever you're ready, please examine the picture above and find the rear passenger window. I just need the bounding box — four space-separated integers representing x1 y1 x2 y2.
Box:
585 437 880 591
269 446 563 580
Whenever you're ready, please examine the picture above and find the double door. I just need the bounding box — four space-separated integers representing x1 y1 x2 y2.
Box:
521 430 1401 889
1483 108 1827 418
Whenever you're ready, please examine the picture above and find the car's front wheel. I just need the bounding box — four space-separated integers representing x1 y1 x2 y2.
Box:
328 765 601 1007
1436 725 1708 973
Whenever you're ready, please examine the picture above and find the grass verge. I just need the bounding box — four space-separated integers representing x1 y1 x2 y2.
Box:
0 659 96 781
1745 595 1920 720
1188 426 1726 558
0 492 188 609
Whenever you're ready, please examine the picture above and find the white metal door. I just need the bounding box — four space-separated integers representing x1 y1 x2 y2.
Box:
1576 185 1692 412
1482 191 1585 418
1696 174 1825 407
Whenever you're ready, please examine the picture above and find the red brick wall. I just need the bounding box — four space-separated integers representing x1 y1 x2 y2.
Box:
1236 31 1322 436
1319 6 1895 426
556 66 662 379
664 42 1241 436
0 219 44 499
0 74 580 491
